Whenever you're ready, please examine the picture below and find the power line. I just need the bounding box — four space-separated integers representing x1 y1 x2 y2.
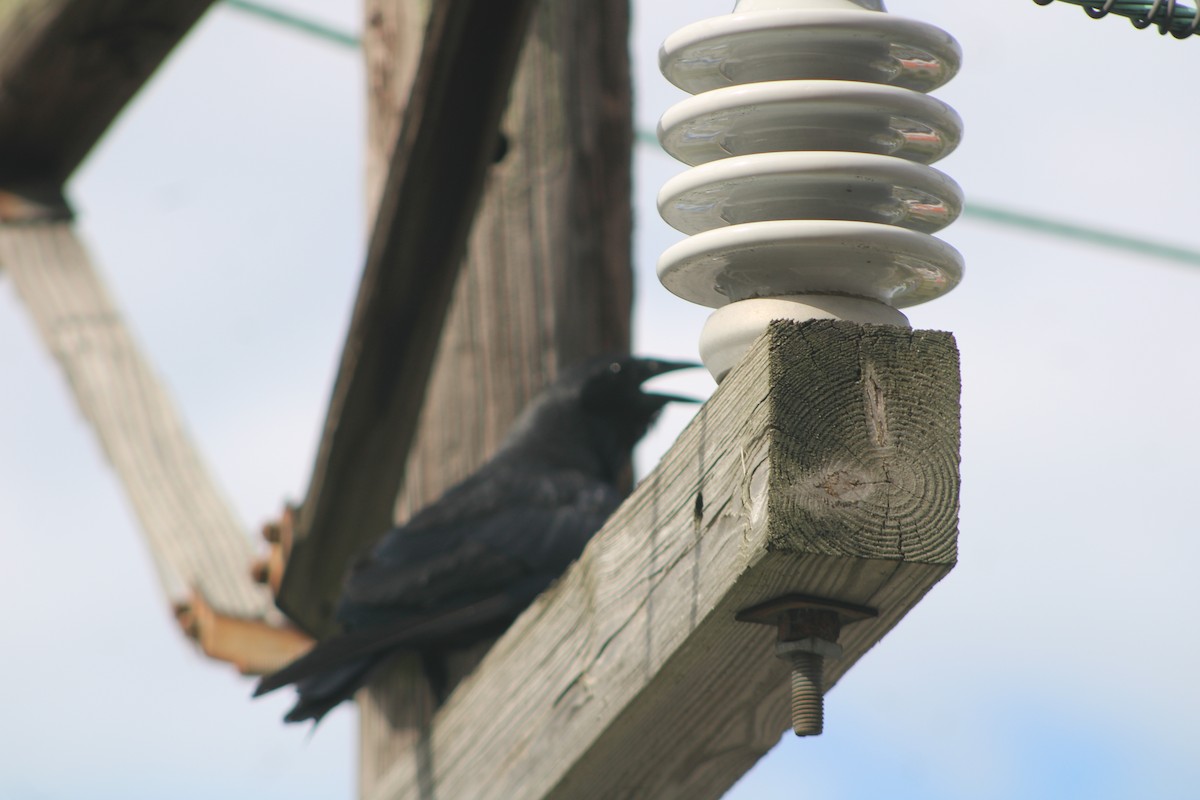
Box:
964 202 1200 266
222 0 360 48
637 130 1200 267
223 0 1200 270
1033 0 1200 37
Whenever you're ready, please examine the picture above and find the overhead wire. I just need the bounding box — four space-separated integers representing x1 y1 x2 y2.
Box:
221 0 361 47
219 0 1200 270
959 203 1200 266
647 133 1200 269
1032 0 1200 37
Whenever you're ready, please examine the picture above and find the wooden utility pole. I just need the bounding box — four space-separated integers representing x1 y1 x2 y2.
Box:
353 1 633 796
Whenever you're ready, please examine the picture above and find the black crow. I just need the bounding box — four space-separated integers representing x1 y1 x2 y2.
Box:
255 355 696 723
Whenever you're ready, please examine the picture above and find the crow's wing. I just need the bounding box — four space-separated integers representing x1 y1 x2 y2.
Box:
337 466 622 637
254 468 620 703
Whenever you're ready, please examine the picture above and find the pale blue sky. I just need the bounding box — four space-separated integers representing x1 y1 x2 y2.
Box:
2 1 1199 798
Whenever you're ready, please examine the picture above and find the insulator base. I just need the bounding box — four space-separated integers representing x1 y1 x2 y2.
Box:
699 294 909 381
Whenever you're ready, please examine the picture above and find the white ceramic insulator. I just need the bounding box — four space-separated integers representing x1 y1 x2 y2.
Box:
657 0 964 381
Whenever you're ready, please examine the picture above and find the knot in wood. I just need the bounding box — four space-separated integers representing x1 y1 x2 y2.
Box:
814 468 878 503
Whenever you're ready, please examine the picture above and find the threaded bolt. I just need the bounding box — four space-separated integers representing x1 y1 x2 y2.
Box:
736 594 876 739
785 649 824 735
775 637 842 737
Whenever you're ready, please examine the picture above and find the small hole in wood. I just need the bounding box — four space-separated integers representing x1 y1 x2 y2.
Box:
492 131 510 164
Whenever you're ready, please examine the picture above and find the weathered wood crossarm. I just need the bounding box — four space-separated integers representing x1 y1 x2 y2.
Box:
366 320 961 800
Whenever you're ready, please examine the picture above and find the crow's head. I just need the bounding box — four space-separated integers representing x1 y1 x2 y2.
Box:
578 356 697 469
500 355 698 483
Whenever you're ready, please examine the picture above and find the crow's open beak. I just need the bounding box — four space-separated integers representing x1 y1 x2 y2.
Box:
635 358 700 380
636 358 702 404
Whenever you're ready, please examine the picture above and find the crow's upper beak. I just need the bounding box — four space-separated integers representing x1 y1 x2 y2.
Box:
645 391 701 405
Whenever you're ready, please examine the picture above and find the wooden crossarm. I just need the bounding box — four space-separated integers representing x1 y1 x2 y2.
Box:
365 321 960 800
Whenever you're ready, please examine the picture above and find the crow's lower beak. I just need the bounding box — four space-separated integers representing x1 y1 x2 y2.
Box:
644 390 701 405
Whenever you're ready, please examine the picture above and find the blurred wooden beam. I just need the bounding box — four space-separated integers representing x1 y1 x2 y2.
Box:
278 0 542 636
0 0 313 679
0 0 216 189
1 218 317 676
366 321 961 800
0 219 272 621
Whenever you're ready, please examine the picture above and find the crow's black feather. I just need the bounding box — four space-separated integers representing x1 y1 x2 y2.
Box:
254 355 695 723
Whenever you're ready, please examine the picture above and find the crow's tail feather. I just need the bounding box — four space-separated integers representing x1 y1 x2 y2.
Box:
283 658 378 724
254 594 522 722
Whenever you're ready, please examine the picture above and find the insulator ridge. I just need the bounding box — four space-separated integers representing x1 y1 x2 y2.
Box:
656 0 964 381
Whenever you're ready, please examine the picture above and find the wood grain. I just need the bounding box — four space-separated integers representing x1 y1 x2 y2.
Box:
364 321 960 800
